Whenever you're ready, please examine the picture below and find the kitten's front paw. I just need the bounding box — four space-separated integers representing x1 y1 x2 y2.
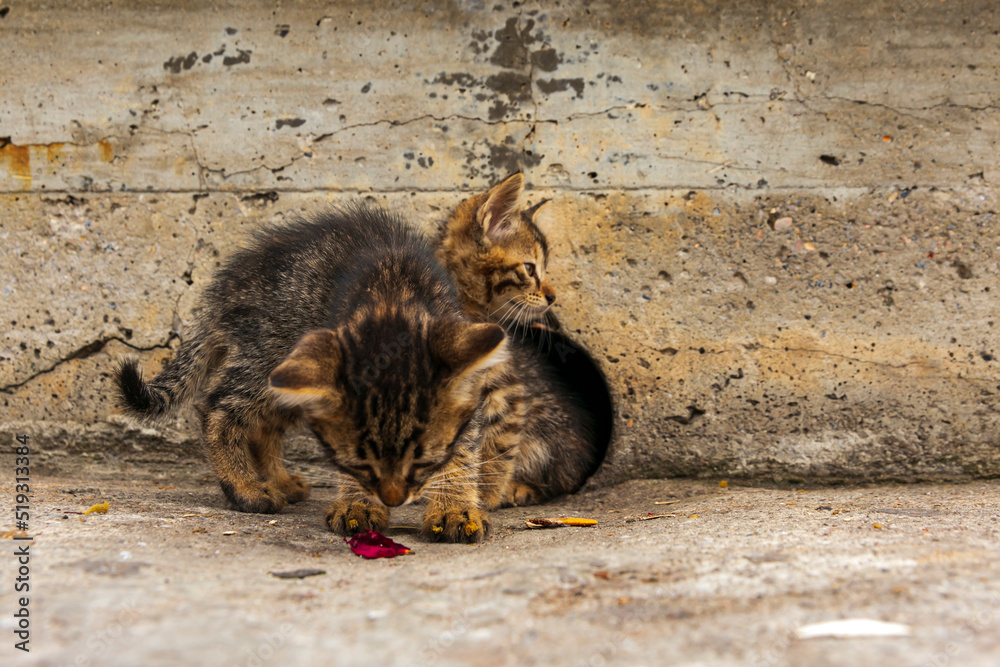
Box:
278 474 310 504
222 479 287 514
422 507 492 543
326 500 389 535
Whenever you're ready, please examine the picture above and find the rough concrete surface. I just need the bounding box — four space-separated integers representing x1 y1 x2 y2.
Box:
1 475 999 666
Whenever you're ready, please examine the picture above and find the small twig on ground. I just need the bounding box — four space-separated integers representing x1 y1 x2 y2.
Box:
624 513 678 524
525 517 598 528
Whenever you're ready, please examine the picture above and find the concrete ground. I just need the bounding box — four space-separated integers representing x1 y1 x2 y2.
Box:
2 475 998 666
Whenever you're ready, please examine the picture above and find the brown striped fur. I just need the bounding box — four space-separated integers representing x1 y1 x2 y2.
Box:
436 173 557 330
114 204 508 542
436 175 602 507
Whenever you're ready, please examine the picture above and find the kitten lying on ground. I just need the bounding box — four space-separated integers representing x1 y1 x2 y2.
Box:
436 174 605 507
115 204 507 542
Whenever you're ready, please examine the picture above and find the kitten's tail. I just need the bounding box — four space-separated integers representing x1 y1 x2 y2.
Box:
114 333 221 422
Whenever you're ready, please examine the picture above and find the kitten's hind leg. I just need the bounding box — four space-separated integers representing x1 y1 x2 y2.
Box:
509 482 544 507
326 477 388 535
201 403 288 514
253 420 310 504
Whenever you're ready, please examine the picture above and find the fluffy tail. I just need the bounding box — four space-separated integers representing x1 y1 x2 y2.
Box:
114 335 219 422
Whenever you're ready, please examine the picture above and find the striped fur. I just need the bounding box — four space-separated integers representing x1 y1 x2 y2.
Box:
436 175 602 508
114 203 506 542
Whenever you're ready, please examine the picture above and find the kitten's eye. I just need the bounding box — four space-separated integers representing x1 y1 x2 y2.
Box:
523 262 536 278
347 464 376 480
409 460 443 481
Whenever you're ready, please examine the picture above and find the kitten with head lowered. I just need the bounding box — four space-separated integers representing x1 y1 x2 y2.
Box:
436 174 608 508
115 204 506 542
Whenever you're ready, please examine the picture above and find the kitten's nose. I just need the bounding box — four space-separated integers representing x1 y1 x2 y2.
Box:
378 481 407 507
540 280 556 305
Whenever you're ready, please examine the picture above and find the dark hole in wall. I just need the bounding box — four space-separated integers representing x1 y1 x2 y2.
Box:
519 324 614 487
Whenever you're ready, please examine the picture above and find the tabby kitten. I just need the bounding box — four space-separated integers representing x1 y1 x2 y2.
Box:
436 174 603 508
115 204 507 542
437 173 557 329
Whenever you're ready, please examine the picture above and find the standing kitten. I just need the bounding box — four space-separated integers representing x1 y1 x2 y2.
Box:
436 174 606 507
114 204 507 542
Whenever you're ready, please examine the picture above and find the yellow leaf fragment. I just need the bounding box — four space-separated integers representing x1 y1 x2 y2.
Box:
84 501 109 515
558 517 598 526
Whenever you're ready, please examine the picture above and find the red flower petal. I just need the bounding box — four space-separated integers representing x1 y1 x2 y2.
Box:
345 530 413 559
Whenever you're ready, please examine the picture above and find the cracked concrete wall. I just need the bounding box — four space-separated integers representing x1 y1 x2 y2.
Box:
2 0 999 484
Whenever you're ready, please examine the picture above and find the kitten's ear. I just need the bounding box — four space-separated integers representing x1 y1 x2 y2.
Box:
269 329 343 411
521 198 551 224
477 173 524 242
430 320 509 386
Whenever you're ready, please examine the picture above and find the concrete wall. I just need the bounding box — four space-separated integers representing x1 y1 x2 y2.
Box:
2 0 998 484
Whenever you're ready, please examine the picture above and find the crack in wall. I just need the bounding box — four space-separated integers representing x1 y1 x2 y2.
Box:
652 154 752 172
0 183 954 198
5 93 995 193
1 334 176 394
312 112 550 141
766 35 999 127
817 95 1000 124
